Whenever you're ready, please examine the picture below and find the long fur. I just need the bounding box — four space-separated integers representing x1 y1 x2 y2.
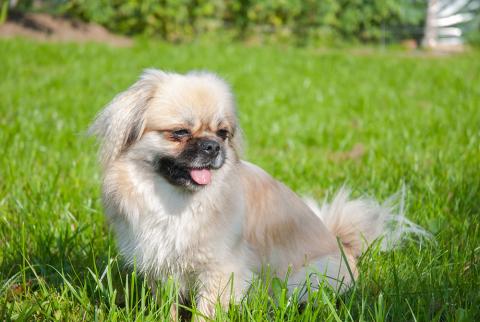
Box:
89 70 165 167
303 186 431 258
89 69 429 318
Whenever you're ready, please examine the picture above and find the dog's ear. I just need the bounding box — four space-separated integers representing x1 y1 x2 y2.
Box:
230 113 244 159
89 69 166 167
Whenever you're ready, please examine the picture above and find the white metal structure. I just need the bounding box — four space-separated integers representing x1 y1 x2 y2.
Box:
423 0 480 48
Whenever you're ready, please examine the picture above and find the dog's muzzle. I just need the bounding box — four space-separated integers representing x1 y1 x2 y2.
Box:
153 137 226 188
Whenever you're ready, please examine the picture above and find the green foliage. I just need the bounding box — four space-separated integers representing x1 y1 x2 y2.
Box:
465 15 480 46
0 1 8 24
336 0 402 40
36 0 428 43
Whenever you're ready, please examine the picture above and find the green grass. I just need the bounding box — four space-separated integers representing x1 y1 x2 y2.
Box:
1 38 479 321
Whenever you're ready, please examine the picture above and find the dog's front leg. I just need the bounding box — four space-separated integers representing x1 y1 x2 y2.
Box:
194 269 244 321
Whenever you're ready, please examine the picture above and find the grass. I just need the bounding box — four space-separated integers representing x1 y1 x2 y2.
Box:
0 38 479 321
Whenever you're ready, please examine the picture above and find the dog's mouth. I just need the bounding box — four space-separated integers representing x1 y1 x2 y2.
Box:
153 155 224 189
189 168 212 185
152 137 226 189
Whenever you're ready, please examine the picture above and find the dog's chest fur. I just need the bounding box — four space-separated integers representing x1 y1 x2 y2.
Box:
103 161 244 281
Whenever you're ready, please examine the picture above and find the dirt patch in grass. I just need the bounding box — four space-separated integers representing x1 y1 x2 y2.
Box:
329 143 366 162
0 12 132 47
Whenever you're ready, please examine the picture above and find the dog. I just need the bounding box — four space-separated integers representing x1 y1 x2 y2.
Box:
90 69 425 318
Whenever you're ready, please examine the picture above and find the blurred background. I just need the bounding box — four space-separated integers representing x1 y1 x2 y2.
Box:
1 0 480 50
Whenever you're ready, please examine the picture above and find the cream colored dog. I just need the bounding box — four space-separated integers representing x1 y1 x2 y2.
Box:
90 69 423 318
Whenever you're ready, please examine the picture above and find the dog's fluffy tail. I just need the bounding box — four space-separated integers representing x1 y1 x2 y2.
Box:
304 186 431 258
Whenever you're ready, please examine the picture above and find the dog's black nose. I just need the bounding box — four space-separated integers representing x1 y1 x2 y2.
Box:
199 140 220 156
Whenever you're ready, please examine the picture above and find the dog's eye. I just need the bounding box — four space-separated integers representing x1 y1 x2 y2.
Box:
216 129 229 140
172 129 191 138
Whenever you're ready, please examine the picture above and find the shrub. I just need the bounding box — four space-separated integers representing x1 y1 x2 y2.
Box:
15 0 430 44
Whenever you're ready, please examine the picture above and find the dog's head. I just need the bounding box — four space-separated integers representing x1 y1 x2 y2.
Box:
90 69 242 191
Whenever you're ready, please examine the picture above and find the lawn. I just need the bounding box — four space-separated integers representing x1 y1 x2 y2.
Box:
1 39 479 321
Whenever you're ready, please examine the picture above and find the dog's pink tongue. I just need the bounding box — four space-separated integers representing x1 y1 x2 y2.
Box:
190 169 212 185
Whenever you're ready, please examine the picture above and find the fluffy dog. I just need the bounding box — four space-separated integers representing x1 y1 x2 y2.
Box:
90 69 423 318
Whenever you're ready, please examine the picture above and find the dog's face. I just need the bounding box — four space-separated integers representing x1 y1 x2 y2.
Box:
90 70 242 191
